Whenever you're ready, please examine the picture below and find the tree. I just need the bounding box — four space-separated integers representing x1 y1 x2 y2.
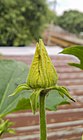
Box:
57 10 83 34
0 0 49 46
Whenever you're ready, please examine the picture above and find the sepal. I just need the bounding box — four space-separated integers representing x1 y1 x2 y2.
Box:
30 89 42 114
9 83 30 96
47 85 75 102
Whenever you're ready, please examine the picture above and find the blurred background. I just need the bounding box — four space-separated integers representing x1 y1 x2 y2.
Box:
0 0 83 47
0 0 83 140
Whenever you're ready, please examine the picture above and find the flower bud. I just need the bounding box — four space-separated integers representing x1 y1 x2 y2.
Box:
27 39 58 88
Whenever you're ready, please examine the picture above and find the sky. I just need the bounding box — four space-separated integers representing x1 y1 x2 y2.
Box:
48 0 83 15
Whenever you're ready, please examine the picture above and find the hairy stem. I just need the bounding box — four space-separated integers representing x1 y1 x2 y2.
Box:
39 92 47 140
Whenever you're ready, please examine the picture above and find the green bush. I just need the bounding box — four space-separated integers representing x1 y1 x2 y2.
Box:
57 10 83 34
0 0 50 46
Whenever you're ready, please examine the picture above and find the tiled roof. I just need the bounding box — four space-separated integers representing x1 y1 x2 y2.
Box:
44 25 83 47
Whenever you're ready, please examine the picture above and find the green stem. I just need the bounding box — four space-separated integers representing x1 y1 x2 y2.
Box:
39 92 47 140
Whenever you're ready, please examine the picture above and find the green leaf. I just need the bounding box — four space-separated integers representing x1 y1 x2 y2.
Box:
0 60 31 117
46 90 70 111
0 119 15 136
30 89 42 114
13 98 31 112
60 46 83 70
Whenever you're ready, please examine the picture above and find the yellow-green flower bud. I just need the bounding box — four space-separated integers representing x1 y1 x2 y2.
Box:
27 39 58 88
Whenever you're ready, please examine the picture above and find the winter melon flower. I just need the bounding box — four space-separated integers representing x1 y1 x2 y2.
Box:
27 39 58 88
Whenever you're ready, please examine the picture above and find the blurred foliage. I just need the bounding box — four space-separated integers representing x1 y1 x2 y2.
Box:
47 0 58 24
57 10 83 34
47 10 57 24
0 0 54 46
0 118 15 137
1 0 83 46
